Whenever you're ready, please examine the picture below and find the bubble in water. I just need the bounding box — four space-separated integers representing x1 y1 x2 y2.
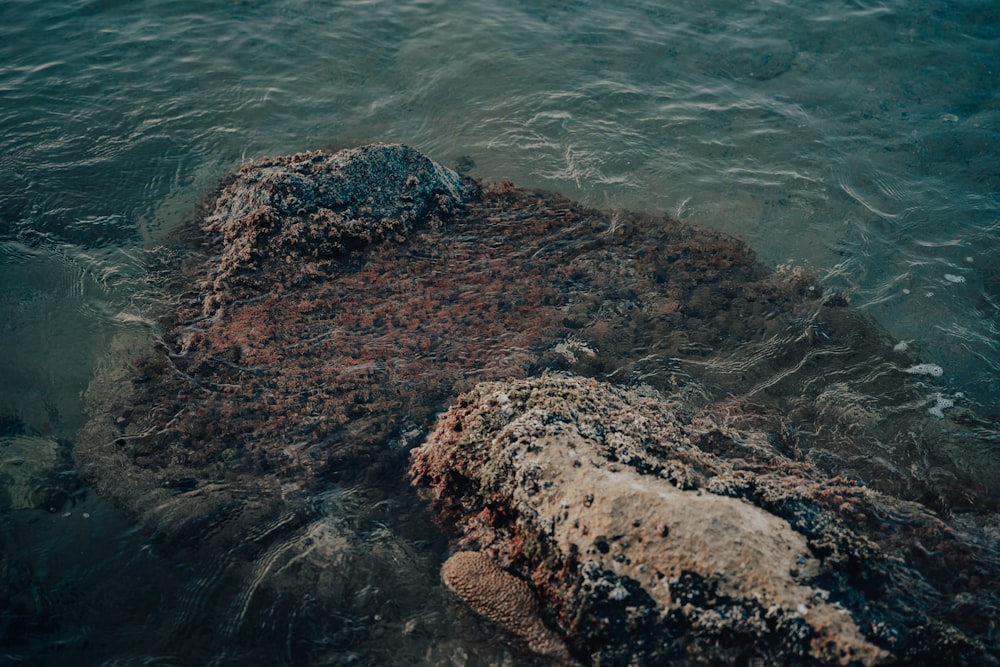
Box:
904 363 943 378
927 394 954 418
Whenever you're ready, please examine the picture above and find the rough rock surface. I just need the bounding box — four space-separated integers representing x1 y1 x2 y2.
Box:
201 143 472 304
76 144 996 538
72 143 999 663
411 375 999 666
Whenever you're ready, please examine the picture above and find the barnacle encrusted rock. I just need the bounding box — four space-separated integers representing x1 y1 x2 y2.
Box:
78 142 865 537
441 550 573 662
73 143 998 663
411 374 997 666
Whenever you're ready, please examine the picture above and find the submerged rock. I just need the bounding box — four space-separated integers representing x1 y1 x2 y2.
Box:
79 142 860 534
0 435 77 511
411 375 998 665
73 143 999 663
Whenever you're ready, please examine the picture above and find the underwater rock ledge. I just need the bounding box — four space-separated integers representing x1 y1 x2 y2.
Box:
74 143 998 663
411 374 997 666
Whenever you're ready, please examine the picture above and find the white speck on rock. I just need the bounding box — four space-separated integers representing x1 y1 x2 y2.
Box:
609 583 629 601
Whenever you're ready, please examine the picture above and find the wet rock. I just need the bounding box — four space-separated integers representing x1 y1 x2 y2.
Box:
202 142 473 303
79 143 863 535
78 142 997 538
411 374 998 665
73 143 999 662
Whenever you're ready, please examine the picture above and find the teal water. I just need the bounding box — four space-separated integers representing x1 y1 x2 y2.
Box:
1 0 998 664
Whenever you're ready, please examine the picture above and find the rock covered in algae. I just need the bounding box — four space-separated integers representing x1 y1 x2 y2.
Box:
411 375 999 666
201 142 473 303
80 142 887 535
73 143 998 664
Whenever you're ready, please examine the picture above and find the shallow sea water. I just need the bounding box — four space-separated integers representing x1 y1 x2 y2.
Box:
1 0 998 664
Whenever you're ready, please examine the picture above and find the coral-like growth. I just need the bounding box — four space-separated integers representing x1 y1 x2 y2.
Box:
441 550 573 663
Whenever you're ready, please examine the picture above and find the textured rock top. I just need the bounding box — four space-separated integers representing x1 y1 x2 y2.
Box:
201 143 474 300
207 143 469 228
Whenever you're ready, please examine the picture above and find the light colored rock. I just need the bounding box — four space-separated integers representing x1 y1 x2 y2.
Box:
412 375 910 665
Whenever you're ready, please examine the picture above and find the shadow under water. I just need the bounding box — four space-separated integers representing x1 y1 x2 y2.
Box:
59 144 998 664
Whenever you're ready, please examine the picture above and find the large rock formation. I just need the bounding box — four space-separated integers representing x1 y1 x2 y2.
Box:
72 143 998 663
411 375 998 665
77 144 995 534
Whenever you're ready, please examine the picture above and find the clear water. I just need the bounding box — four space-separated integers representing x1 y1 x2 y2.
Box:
1 0 997 663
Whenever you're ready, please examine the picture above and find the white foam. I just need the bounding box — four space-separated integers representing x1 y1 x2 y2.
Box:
904 363 943 378
944 274 965 284
927 394 954 418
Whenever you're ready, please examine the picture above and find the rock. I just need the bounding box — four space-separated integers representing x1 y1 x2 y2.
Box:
0 435 77 511
201 142 473 304
411 374 998 665
79 143 866 536
72 143 999 662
